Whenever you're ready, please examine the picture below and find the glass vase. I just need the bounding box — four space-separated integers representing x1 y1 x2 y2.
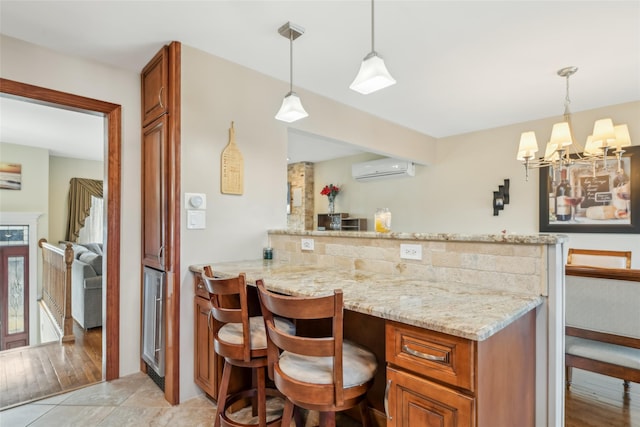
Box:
330 214 341 230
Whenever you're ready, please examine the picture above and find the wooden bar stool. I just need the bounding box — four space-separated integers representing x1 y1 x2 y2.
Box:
202 268 294 427
256 280 378 427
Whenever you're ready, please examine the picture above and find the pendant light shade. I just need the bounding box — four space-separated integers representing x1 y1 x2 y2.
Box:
350 52 396 95
275 22 308 123
350 0 396 95
275 91 308 123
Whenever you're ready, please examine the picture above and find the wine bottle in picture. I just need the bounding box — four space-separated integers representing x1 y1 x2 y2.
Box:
555 168 571 221
548 173 556 218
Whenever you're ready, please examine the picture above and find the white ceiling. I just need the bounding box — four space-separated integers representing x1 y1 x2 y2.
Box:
1 1 639 162
0 97 105 161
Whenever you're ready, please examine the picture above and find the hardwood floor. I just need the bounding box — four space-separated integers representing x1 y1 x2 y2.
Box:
0 322 102 410
566 369 639 427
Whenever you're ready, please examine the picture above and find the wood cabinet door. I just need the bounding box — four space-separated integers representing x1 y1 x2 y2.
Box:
194 296 217 398
387 367 475 427
141 47 168 126
142 115 168 270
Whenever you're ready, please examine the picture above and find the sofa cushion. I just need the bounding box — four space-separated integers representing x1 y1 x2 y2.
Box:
73 244 90 259
84 275 103 290
78 251 102 275
81 243 103 256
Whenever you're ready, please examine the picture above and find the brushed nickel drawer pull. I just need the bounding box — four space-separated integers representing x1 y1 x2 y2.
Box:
384 379 392 420
402 344 447 362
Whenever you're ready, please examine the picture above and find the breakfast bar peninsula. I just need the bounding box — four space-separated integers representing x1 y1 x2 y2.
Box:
191 230 567 427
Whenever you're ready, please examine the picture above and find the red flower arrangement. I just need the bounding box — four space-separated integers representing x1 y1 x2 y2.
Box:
320 184 340 201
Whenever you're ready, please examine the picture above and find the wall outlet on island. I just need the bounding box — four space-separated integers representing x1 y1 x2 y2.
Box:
400 244 422 260
301 238 314 251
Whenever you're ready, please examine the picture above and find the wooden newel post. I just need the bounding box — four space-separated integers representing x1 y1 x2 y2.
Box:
62 243 75 342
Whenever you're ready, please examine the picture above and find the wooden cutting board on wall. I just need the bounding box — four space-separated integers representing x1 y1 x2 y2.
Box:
221 121 244 195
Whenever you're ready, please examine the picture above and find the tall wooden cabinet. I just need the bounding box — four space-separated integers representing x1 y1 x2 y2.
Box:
142 49 168 126
142 115 168 270
140 42 181 405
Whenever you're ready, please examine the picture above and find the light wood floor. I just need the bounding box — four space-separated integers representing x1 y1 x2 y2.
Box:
0 322 102 410
566 369 639 427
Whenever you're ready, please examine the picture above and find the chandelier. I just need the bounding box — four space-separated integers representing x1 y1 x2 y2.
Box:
516 66 632 181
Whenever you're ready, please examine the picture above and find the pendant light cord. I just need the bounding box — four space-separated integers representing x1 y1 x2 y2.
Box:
289 31 294 93
371 0 375 53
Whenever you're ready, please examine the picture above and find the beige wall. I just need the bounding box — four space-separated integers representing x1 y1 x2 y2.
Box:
0 34 142 378
315 101 640 267
0 142 49 242
179 44 435 400
49 156 104 245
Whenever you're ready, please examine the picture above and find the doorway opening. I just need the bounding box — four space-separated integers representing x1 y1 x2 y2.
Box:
0 78 121 406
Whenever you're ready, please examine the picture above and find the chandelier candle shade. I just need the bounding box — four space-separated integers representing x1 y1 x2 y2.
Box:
275 22 308 123
516 66 633 180
349 0 396 94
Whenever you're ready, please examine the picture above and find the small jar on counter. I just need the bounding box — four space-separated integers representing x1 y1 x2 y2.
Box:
263 247 273 260
374 208 391 233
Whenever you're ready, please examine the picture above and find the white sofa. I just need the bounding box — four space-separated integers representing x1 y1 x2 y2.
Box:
68 243 103 329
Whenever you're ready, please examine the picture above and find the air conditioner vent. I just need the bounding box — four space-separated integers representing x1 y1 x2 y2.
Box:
351 158 415 181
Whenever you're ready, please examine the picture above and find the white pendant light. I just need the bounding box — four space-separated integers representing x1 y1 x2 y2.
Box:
275 22 308 123
349 0 396 95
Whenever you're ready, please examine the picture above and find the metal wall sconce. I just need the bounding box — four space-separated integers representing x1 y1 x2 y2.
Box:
493 179 510 216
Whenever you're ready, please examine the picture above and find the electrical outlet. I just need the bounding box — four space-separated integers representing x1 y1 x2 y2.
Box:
301 238 314 251
400 244 422 260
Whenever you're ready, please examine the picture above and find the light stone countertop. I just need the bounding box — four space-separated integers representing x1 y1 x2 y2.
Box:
268 229 569 244
190 259 544 341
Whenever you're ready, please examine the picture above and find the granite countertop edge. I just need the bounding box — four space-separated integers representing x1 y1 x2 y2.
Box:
268 229 568 245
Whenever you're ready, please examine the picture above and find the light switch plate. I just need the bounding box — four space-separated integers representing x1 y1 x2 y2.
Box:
301 238 314 251
187 210 206 229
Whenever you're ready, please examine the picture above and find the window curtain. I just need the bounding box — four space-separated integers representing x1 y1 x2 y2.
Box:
77 196 104 244
66 178 103 242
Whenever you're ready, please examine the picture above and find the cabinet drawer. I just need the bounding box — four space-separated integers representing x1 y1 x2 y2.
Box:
194 274 209 299
386 320 475 392
386 367 475 427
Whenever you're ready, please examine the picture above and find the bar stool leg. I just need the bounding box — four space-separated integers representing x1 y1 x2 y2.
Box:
358 400 372 427
215 360 233 427
319 411 336 427
281 399 295 427
257 367 266 427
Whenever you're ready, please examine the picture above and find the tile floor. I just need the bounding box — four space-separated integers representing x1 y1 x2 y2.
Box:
0 373 217 426
0 372 360 427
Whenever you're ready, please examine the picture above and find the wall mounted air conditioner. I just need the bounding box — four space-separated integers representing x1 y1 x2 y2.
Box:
352 158 415 181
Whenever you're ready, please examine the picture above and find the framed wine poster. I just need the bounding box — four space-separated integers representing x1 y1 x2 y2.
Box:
539 145 640 233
